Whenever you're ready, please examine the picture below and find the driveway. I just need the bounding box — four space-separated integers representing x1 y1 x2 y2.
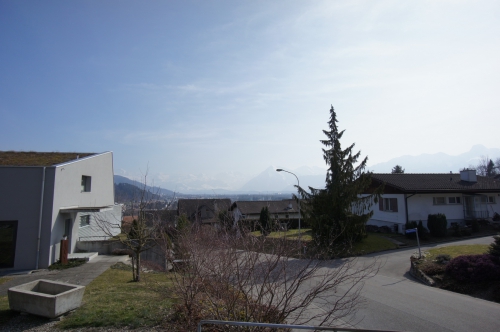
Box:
338 236 499 332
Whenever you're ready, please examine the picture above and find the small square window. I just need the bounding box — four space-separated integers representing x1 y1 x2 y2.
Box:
433 197 446 205
448 197 461 204
79 215 90 228
488 196 495 204
81 175 91 192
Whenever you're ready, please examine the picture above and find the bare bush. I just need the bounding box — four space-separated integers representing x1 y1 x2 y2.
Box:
166 227 379 331
96 172 175 282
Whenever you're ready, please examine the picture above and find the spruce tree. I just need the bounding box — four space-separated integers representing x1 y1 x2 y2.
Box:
299 105 382 248
391 165 405 174
487 159 497 177
259 206 271 235
488 235 500 259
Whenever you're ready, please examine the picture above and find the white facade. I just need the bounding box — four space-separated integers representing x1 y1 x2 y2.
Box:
368 193 500 233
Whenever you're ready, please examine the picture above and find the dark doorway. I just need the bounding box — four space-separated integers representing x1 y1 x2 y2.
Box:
0 220 18 268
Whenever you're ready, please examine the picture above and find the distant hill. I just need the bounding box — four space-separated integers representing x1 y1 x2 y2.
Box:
114 182 163 203
239 166 326 193
114 175 177 197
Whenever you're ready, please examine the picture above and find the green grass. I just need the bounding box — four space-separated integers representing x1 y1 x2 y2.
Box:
250 229 396 257
352 234 398 255
251 228 314 241
0 277 12 285
56 264 174 329
48 258 87 270
424 244 490 261
0 295 14 325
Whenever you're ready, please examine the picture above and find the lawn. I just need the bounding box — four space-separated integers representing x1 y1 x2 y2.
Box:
0 277 12 285
265 228 314 241
57 264 174 329
251 229 396 257
421 244 490 263
352 234 397 255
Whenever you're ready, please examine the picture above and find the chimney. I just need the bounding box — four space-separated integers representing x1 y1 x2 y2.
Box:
460 169 477 183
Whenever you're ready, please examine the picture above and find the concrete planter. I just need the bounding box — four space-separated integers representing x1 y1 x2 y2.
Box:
8 279 85 318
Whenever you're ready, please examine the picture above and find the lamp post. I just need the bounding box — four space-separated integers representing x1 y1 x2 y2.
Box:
276 168 301 242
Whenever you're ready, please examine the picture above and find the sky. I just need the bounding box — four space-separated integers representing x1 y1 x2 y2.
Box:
1 0 500 185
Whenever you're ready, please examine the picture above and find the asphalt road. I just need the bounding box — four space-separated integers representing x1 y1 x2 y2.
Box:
338 236 500 332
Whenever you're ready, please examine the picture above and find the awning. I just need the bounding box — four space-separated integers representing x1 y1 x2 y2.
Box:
60 206 115 213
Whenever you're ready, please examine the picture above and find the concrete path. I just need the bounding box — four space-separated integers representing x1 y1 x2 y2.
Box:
0 255 129 296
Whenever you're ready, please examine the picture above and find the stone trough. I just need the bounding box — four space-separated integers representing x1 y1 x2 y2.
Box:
8 279 85 318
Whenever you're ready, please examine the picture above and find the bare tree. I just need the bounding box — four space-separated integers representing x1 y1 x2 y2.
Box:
166 226 379 330
468 155 499 177
96 173 175 282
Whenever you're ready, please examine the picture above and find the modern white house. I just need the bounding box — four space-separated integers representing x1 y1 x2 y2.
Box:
0 151 121 271
365 170 500 234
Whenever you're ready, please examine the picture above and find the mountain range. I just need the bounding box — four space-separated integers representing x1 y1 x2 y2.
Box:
367 144 500 173
115 145 500 195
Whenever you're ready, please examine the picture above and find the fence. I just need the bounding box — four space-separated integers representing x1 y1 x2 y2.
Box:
197 320 403 332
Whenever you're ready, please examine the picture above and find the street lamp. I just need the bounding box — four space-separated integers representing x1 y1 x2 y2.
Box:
276 168 301 242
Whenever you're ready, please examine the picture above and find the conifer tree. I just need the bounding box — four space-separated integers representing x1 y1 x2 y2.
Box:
391 165 405 174
299 106 382 249
488 235 500 259
259 206 271 235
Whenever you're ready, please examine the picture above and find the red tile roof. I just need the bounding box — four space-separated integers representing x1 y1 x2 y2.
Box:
0 151 95 166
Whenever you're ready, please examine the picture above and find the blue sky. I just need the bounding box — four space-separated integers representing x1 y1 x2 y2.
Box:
1 0 500 185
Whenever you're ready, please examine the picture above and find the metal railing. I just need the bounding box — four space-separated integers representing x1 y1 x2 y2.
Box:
78 235 114 241
464 210 489 219
197 320 403 332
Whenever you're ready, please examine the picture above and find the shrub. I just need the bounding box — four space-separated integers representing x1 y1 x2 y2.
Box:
417 220 428 240
445 254 500 283
434 254 451 264
489 235 500 262
420 263 446 276
427 214 447 237
452 224 472 237
471 220 480 233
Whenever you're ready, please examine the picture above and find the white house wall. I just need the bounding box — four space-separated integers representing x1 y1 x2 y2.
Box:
366 194 406 232
407 194 464 226
367 192 500 233
50 152 116 264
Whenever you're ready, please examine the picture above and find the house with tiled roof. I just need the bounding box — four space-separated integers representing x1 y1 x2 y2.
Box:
177 198 231 225
231 199 301 229
0 151 122 271
365 169 500 233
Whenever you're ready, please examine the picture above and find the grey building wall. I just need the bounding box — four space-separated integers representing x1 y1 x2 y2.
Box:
0 167 55 271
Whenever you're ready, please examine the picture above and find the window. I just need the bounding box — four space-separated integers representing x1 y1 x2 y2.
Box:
379 198 398 212
79 215 90 228
479 195 496 204
433 197 446 205
448 197 461 204
81 175 91 192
